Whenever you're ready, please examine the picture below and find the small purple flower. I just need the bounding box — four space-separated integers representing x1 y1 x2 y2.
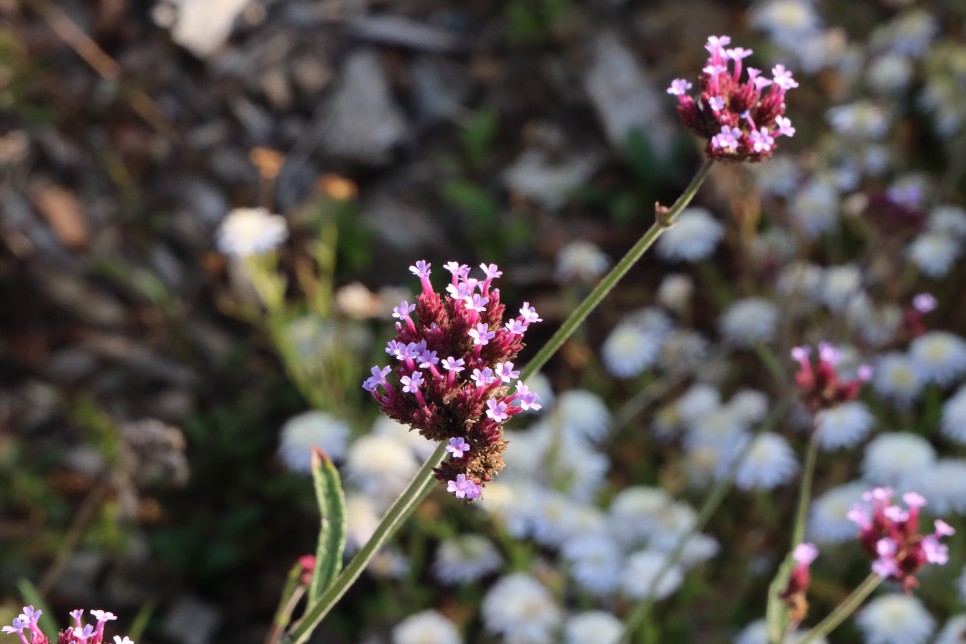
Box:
419 350 439 368
392 300 416 320
505 319 527 335
486 399 509 422
708 96 725 112
913 293 937 313
667 78 692 96
363 365 391 392
711 125 742 152
818 342 841 364
469 323 495 346
114 638 135 644
446 437 471 458
466 293 489 312
857 364 874 381
514 381 542 411
75 624 97 641
2 618 27 635
471 368 497 387
400 371 424 393
409 260 431 280
748 128 774 153
703 63 727 76
447 474 481 500
771 64 799 90
480 263 502 281
70 609 85 628
727 46 753 60
385 340 401 356
443 262 469 280
792 543 818 565
495 362 520 382
705 35 731 53
775 115 796 137
442 357 465 372
519 303 542 324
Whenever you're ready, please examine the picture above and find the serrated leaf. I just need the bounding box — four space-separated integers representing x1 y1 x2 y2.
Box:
308 447 347 604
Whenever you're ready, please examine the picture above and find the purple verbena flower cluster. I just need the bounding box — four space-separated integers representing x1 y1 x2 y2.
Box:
2 607 132 644
667 35 798 162
791 342 872 412
779 543 818 626
363 261 542 501
848 487 955 593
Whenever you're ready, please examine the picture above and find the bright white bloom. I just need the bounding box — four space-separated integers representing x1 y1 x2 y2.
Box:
548 439 611 502
676 384 722 426
942 386 966 444
873 352 925 408
392 610 460 644
719 298 778 346
656 273 694 312
277 411 350 472
867 53 913 93
901 459 966 515
808 481 868 543
820 264 862 312
657 330 710 373
608 486 671 545
529 490 583 547
686 408 749 452
827 101 890 140
551 390 611 442
556 240 610 283
861 432 936 487
856 594 934 644
621 550 683 600
562 533 624 596
734 619 827 644
216 207 288 257
647 501 699 550
433 535 503 585
564 612 622 644
683 443 732 488
735 433 798 490
928 205 966 239
910 331 966 386
935 616 966 644
727 390 769 425
372 416 436 459
345 434 420 507
751 0 821 41
790 179 839 237
908 233 961 278
482 574 561 644
815 401 874 450
656 207 724 262
601 321 661 378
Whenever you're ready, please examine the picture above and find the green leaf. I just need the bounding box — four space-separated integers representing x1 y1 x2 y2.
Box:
308 447 347 604
765 555 793 644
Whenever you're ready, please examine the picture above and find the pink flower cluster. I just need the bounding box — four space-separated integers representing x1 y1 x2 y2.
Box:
363 261 541 501
2 607 132 644
780 543 819 626
848 488 955 592
791 343 872 412
667 35 797 162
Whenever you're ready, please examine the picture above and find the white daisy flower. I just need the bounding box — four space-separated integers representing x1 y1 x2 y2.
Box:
935 615 966 644
656 207 724 263
735 433 799 490
808 481 871 543
686 408 750 452
550 440 610 502
656 273 694 312
648 501 699 550
608 486 672 545
621 550 684 600
941 385 966 444
751 0 821 42
790 179 840 237
861 432 936 488
908 232 961 278
846 295 901 346
602 321 661 378
433 535 503 585
815 401 875 450
551 390 611 442
827 101 890 140
856 594 934 644
910 331 966 386
777 262 824 312
530 491 585 548
564 612 623 644
676 384 722 426
719 298 779 346
657 330 710 373
734 619 827 644
820 264 862 312
562 533 624 596
556 240 610 284
867 53 913 93
726 390 770 425
277 410 350 472
482 574 561 644
345 434 420 508
684 443 733 488
928 205 966 239
873 352 925 408
372 416 436 459
216 207 288 257
901 459 966 515
392 610 460 644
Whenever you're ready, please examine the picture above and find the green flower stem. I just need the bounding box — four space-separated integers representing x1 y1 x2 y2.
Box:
618 399 791 644
798 574 883 644
521 158 715 380
284 442 447 644
792 431 820 547
284 157 715 643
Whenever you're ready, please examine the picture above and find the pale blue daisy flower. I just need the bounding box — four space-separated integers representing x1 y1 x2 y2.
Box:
900 459 966 515
808 481 871 543
562 533 624 596
910 331 966 386
873 352 925 408
941 385 966 444
656 207 724 262
482 574 561 644
935 615 966 644
908 233 961 278
719 298 779 346
735 433 799 490
433 535 503 585
861 433 936 488
564 612 623 644
277 410 350 472
856 594 934 644
552 389 611 442
392 610 460 644
815 401 875 450
621 550 683 600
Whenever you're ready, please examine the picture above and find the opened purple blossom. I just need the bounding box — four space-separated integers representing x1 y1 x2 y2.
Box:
362 260 541 501
667 34 797 162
